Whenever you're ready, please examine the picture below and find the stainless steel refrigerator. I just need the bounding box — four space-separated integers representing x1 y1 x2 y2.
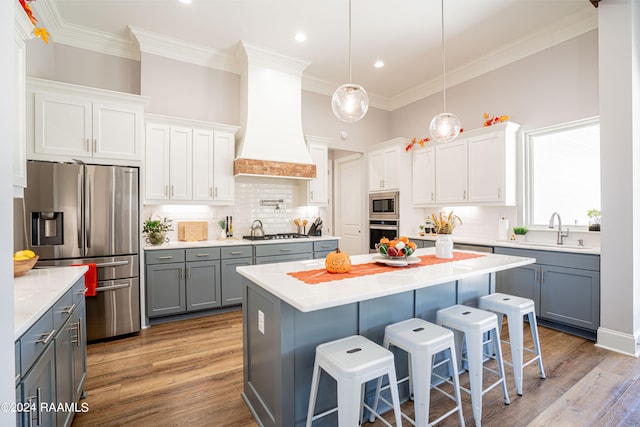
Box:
14 160 141 341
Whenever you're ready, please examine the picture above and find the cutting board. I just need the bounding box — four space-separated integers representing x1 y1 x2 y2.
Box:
178 221 208 242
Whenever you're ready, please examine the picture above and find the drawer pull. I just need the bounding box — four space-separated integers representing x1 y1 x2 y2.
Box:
157 256 173 260
62 303 76 314
195 253 211 257
280 248 292 252
320 245 331 249
36 330 56 345
230 251 244 255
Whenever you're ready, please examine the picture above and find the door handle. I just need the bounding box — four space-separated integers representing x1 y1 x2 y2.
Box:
86 174 92 249
95 260 130 268
96 283 131 292
77 173 83 250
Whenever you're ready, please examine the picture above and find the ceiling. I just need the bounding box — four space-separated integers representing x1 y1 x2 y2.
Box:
35 0 597 110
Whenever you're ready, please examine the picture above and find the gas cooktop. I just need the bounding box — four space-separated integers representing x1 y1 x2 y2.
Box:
242 233 308 241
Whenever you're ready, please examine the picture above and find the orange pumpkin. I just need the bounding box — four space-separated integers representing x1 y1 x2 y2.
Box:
325 248 351 274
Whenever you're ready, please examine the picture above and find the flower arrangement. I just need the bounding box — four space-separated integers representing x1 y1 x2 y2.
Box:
19 0 50 44
430 211 463 234
483 112 510 127
143 216 173 245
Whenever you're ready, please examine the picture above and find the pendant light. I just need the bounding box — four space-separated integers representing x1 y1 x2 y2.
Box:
331 0 369 122
429 0 461 142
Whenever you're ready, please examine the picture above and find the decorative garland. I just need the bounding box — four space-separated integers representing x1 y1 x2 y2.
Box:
19 0 49 44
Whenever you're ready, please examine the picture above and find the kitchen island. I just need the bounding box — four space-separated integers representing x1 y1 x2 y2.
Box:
237 248 535 427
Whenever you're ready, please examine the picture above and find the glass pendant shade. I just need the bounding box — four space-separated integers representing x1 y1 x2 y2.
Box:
332 83 369 123
429 112 461 142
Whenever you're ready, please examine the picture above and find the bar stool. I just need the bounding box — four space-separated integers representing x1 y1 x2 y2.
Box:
479 293 546 395
369 318 465 426
437 305 510 427
306 335 403 427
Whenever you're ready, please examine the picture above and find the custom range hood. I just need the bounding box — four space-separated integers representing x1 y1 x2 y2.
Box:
234 42 316 179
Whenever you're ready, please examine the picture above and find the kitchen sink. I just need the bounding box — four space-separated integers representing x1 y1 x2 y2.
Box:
514 241 595 250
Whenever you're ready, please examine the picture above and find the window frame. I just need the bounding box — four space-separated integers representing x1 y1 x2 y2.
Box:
523 116 600 230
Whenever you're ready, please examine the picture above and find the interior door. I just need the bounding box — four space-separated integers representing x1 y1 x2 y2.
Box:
336 153 364 255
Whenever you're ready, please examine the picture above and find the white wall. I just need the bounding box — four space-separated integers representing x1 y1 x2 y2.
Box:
1 1 17 423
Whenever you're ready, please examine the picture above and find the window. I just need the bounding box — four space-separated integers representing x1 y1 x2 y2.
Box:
525 118 600 228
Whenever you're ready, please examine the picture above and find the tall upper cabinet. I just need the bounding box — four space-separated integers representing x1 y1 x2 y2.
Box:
26 78 148 166
299 135 330 207
412 121 520 207
144 114 239 205
13 8 32 197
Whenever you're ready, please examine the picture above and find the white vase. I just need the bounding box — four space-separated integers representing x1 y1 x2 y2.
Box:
220 229 227 239
435 234 453 259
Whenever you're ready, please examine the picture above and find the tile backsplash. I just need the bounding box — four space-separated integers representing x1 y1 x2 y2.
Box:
144 176 324 242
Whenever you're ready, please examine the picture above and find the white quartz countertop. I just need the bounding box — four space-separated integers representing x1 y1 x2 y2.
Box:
236 247 535 313
410 235 600 255
14 266 88 339
144 235 340 250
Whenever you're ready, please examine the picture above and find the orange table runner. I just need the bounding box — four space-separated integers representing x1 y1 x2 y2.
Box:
288 251 485 285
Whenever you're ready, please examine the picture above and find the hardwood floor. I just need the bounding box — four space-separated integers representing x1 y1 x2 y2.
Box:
72 311 640 427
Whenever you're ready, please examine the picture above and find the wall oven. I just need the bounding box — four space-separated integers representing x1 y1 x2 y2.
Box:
369 191 400 252
369 191 399 220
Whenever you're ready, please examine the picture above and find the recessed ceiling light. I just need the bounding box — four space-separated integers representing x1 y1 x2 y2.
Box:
294 32 307 42
374 60 384 68
178 0 192 4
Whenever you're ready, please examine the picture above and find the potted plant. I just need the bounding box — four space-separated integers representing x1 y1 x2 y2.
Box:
419 224 425 236
513 226 528 242
587 209 601 231
143 216 173 246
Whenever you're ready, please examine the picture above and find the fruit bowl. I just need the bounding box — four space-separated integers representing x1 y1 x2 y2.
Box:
14 255 39 277
375 237 417 259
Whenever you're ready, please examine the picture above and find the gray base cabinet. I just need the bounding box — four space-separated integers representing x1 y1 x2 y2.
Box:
495 246 600 337
146 248 222 318
16 277 87 427
222 258 251 306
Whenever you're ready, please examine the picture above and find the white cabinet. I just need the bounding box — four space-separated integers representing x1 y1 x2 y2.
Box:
368 143 400 191
144 114 238 205
435 139 468 204
467 123 517 205
27 78 147 166
412 122 519 207
300 136 330 207
411 146 436 206
13 9 32 197
212 131 236 203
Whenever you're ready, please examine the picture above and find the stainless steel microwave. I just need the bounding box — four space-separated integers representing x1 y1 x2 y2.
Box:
369 191 399 220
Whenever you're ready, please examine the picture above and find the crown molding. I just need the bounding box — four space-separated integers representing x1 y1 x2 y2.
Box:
388 7 598 110
129 26 239 73
35 0 597 111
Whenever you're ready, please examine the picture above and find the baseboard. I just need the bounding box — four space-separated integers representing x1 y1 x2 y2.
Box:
595 327 640 357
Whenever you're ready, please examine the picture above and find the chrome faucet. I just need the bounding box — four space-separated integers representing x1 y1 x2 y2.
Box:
549 212 569 244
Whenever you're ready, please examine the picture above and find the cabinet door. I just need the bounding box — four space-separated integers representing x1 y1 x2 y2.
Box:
186 260 221 311
540 265 600 331
369 149 386 191
169 126 192 201
468 131 505 203
93 101 143 161
221 258 252 306
55 316 74 427
412 146 436 206
307 142 329 206
435 139 468 204
145 123 170 201
34 92 92 157
382 146 399 190
22 343 56 427
146 263 186 317
213 131 236 203
192 128 215 201
72 299 87 403
495 264 541 316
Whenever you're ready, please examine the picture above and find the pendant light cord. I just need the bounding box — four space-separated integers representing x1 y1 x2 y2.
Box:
348 0 353 84
441 0 447 112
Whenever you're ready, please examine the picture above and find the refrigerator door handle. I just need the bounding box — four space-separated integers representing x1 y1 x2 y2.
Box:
96 282 131 292
94 260 129 268
77 173 83 250
86 173 92 249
